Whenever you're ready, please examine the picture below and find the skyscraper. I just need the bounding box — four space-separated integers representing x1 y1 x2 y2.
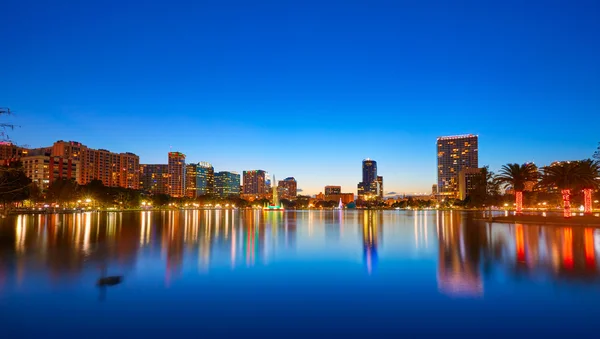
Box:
185 164 198 198
140 164 169 194
278 177 297 199
196 162 215 196
215 171 240 197
358 159 381 200
168 152 186 197
377 176 384 199
437 134 479 198
243 170 267 195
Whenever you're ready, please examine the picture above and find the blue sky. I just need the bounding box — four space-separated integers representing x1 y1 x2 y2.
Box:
1 0 599 195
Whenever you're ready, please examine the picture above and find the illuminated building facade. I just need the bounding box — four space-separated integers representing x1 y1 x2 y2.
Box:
437 134 479 199
358 159 381 200
139 164 169 194
168 152 186 197
377 176 384 199
325 186 341 196
197 162 215 196
278 177 297 199
185 164 198 198
243 170 267 195
0 142 26 164
215 171 241 197
317 193 355 204
51 140 140 189
21 155 79 190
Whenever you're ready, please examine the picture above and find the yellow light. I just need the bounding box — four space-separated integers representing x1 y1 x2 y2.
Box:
85 199 91 203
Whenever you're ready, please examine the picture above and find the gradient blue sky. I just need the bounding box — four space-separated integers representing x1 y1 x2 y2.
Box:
1 0 599 195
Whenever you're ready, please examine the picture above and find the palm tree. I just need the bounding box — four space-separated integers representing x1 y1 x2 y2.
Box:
538 161 583 218
577 159 600 214
495 163 538 214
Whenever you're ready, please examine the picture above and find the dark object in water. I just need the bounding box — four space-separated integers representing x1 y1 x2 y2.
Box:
97 276 123 286
97 265 123 286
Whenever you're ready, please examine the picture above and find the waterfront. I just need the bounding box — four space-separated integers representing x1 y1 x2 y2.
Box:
1 210 600 337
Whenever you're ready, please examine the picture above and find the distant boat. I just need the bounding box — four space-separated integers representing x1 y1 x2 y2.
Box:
97 266 123 287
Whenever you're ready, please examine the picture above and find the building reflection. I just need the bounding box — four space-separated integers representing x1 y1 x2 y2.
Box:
362 210 382 275
1 210 600 291
435 212 600 297
436 211 484 297
0 209 301 288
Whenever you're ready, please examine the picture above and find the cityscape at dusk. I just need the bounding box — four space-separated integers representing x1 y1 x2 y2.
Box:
2 0 600 337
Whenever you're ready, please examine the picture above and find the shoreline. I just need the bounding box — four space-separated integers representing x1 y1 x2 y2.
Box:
476 215 600 226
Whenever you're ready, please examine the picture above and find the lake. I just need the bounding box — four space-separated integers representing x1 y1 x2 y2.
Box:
1 210 599 337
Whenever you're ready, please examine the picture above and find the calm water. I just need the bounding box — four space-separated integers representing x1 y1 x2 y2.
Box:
1 210 600 337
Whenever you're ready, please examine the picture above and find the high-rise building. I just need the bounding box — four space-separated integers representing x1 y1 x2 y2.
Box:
197 162 215 196
168 152 186 197
377 176 384 199
325 186 341 196
362 159 377 185
437 134 479 198
215 171 241 197
21 155 79 190
140 164 169 194
278 177 297 199
358 159 381 200
185 164 198 198
432 184 438 196
243 170 267 195
119 152 140 189
51 140 139 189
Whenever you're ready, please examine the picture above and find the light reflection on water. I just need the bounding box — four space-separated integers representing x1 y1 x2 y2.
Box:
1 210 600 337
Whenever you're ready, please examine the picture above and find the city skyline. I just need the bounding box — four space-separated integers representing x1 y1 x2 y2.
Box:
2 1 599 195
2 134 592 198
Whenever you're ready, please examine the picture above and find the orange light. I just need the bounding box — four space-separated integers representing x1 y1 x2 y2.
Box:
515 191 523 214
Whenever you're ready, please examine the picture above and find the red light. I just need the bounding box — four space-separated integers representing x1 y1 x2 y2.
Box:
561 189 571 218
584 188 593 215
585 228 595 268
515 191 523 214
516 224 525 263
563 228 573 270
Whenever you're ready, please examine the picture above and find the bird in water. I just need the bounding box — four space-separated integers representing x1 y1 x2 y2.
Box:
97 265 123 286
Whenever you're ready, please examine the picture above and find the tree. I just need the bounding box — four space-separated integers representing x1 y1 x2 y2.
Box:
0 161 31 209
47 178 79 204
495 163 538 214
0 107 16 141
152 193 171 207
538 161 582 218
467 166 501 210
576 159 600 214
594 142 600 161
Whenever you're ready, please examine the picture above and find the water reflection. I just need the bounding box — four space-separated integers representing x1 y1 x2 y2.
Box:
1 210 600 293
